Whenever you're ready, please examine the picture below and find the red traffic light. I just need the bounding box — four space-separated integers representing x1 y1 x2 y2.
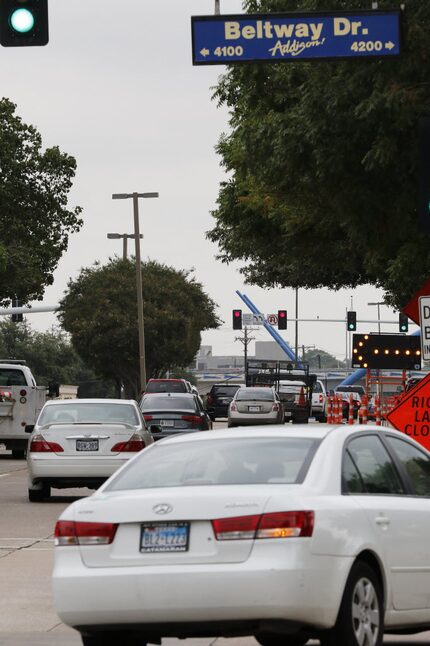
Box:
232 309 242 329
278 310 287 330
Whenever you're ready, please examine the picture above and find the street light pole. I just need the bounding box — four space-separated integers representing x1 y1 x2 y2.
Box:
112 191 159 393
107 233 143 261
368 301 384 334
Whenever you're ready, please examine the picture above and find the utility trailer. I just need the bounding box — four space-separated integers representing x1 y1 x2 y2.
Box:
246 359 316 423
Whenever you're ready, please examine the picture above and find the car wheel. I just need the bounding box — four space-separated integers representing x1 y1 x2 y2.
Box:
320 561 383 646
12 449 26 459
255 633 308 646
28 484 50 503
82 632 146 645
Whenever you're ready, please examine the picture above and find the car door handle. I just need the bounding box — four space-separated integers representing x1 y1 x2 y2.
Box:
375 515 390 526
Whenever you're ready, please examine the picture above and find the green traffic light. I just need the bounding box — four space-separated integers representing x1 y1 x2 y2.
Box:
9 8 34 33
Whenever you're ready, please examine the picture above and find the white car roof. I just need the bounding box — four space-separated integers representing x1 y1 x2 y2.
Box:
43 398 137 406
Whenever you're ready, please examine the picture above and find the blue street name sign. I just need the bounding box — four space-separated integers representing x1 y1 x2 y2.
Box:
191 11 401 65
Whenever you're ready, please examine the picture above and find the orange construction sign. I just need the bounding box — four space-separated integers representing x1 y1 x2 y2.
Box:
386 372 430 451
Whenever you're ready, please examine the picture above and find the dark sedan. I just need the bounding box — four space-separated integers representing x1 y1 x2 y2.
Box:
140 393 213 440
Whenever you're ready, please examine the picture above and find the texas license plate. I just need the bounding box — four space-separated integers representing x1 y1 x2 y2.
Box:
248 406 260 412
160 420 174 427
140 522 189 553
76 439 99 451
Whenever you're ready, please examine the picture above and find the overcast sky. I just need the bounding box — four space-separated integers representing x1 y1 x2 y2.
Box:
0 0 415 360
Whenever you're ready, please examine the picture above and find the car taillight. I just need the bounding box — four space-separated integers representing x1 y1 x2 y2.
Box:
143 415 153 421
54 520 118 546
29 434 64 453
206 395 214 405
230 403 237 411
181 415 202 425
111 434 146 452
212 511 314 541
20 389 27 397
272 403 280 412
319 394 323 403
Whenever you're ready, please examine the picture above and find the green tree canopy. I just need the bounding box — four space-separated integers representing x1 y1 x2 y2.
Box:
0 319 96 387
208 0 430 309
303 348 345 369
59 259 220 397
0 98 82 305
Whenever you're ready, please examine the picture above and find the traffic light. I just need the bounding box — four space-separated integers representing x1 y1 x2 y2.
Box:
278 310 287 330
11 299 23 323
399 313 409 332
0 0 49 47
232 309 242 330
347 311 357 331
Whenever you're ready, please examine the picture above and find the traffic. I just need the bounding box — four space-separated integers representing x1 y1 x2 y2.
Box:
2 368 430 646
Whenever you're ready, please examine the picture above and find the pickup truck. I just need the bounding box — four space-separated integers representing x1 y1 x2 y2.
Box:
0 361 47 458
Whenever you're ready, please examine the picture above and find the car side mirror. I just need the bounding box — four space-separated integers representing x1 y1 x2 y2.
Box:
25 424 34 434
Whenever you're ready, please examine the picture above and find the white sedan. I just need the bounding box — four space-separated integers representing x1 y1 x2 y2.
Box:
27 399 153 502
53 424 430 646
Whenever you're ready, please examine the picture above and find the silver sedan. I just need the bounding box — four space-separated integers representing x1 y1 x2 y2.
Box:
228 386 284 427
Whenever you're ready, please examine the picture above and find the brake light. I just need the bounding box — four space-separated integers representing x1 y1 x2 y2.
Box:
212 511 314 541
181 415 202 425
230 403 237 411
54 520 118 546
143 415 153 421
29 434 64 453
20 389 27 397
206 395 214 405
319 394 323 403
271 403 280 412
111 434 146 452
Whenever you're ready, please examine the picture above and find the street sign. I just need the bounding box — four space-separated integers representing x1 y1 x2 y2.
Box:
191 11 401 65
243 312 265 325
403 277 430 325
267 313 278 326
387 373 430 451
419 296 430 361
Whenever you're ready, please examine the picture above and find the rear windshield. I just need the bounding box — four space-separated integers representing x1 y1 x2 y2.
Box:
145 381 187 393
236 389 275 401
105 437 319 491
213 385 241 396
0 368 27 386
38 403 139 426
141 395 196 411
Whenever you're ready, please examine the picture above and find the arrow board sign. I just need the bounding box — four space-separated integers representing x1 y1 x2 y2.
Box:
419 296 430 361
191 11 401 65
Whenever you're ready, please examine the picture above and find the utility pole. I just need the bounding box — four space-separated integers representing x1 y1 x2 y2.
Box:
235 326 255 384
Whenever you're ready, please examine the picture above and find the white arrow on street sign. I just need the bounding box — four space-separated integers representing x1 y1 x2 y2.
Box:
419 296 430 361
242 313 265 326
200 48 209 57
385 41 395 50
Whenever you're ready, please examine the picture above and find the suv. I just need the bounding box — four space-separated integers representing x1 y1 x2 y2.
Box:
143 379 192 395
205 383 241 421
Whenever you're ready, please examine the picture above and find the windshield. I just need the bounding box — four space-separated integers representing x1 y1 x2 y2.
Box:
235 389 275 401
141 395 196 411
0 369 27 386
145 381 187 393
213 385 240 396
105 437 319 490
38 403 139 426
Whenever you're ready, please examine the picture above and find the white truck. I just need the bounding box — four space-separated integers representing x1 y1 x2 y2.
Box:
0 361 48 458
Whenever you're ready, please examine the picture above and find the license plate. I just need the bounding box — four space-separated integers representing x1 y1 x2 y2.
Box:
284 411 292 417
248 406 260 412
140 522 189 553
76 439 99 451
160 420 174 427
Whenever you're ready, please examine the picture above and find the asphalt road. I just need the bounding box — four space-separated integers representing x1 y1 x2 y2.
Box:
1 423 430 645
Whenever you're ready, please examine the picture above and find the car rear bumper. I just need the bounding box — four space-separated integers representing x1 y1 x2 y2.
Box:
28 456 131 483
53 545 350 632
229 412 280 424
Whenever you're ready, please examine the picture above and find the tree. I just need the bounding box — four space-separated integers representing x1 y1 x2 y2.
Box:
208 0 430 309
0 319 100 388
59 259 220 398
303 348 345 369
0 98 82 305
